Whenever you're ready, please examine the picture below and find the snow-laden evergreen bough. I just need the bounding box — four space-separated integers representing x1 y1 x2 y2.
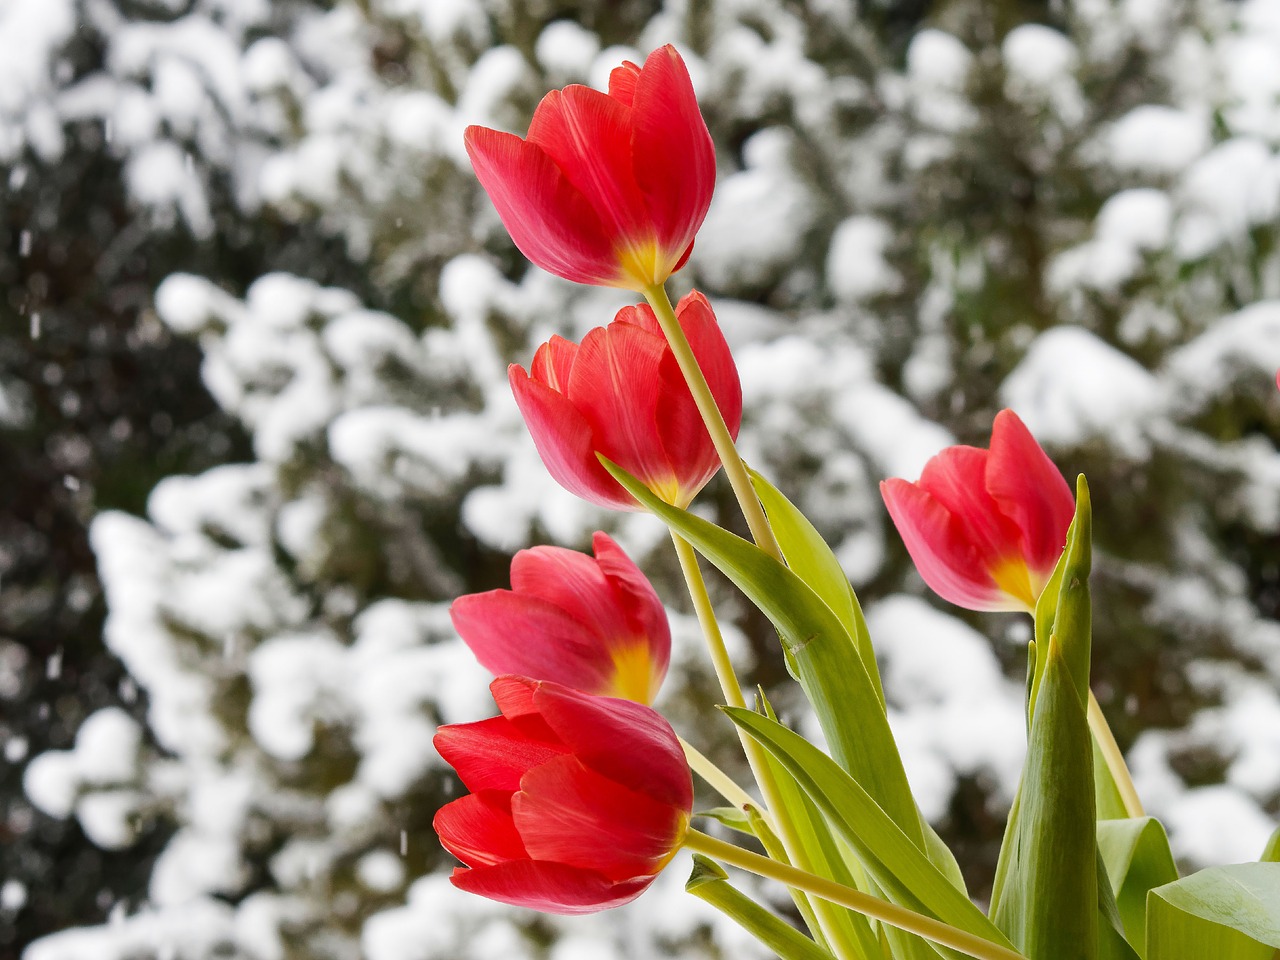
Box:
437 42 1280 960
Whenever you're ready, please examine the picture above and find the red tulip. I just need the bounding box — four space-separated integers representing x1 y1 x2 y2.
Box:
880 409 1075 613
433 676 692 915
510 290 741 511
464 44 715 290
451 532 670 704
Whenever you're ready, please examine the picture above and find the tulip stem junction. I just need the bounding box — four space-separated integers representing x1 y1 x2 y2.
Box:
643 283 783 563
679 736 757 812
683 830 1028 960
1087 688 1145 818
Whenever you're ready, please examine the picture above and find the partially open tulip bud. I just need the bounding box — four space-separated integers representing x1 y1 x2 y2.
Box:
510 290 741 511
433 676 693 915
880 409 1075 613
464 44 715 290
451 532 669 704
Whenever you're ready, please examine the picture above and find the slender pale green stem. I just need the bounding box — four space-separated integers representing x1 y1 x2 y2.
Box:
670 531 859 960
683 830 1028 960
643 283 783 563
680 736 757 812
1087 689 1145 818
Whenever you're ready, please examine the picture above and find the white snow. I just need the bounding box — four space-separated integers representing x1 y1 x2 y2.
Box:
827 216 902 303
1104 105 1209 175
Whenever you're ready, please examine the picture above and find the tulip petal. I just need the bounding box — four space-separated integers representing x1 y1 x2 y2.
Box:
529 335 577 392
676 291 742 438
608 61 641 107
916 446 1023 565
527 86 649 244
880 478 1018 612
434 791 528 867
451 861 652 915
531 683 692 811
509 544 633 641
464 126 619 285
452 590 619 696
985 410 1075 579
568 322 679 501
514 755 686 881
630 46 716 255
590 532 670 675
509 364 636 510
434 715 566 793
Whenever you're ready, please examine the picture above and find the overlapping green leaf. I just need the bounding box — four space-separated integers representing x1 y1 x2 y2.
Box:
602 457 922 847
1097 818 1178 955
1147 864 1280 960
723 706 1017 958
990 477 1098 960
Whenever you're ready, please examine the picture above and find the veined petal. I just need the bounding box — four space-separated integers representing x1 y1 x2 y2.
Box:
608 61 641 107
590 532 670 676
917 446 1024 565
676 291 742 438
567 322 679 502
630 46 716 256
527 86 649 245
529 335 578 392
464 126 619 285
509 364 637 510
985 409 1075 579
514 755 686 881
880 479 1026 612
434 715 566 793
531 682 692 811
509 544 633 641
451 591 618 696
450 861 652 915
434 791 528 867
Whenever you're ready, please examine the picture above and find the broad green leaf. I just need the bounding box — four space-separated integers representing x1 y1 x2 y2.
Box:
754 691 886 959
1094 736 1131 822
602 457 923 848
748 468 884 709
1147 863 1280 960
1097 844 1141 960
723 706 1017 956
686 855 837 960
1098 818 1179 955
991 478 1098 960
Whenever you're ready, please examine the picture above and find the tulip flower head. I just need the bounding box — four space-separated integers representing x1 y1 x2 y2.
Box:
451 532 670 704
433 676 693 915
464 44 715 290
510 290 741 511
880 409 1075 613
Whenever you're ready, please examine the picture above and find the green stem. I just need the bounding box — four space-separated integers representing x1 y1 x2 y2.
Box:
1087 689 1145 818
643 283 783 563
670 531 859 960
683 830 1028 960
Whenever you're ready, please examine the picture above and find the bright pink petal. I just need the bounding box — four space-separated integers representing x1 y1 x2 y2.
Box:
434 791 528 867
509 544 633 641
590 532 670 686
509 364 637 510
629 46 716 257
916 446 1023 566
531 682 692 811
450 861 653 915
514 754 686 882
526 87 650 244
677 291 742 438
529 335 577 391
465 126 619 285
434 715 566 793
880 479 1020 612
451 591 618 696
608 61 641 107
985 410 1075 580
567 322 679 501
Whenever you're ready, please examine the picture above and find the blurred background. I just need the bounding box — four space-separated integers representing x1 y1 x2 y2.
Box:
2 0 1279 957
